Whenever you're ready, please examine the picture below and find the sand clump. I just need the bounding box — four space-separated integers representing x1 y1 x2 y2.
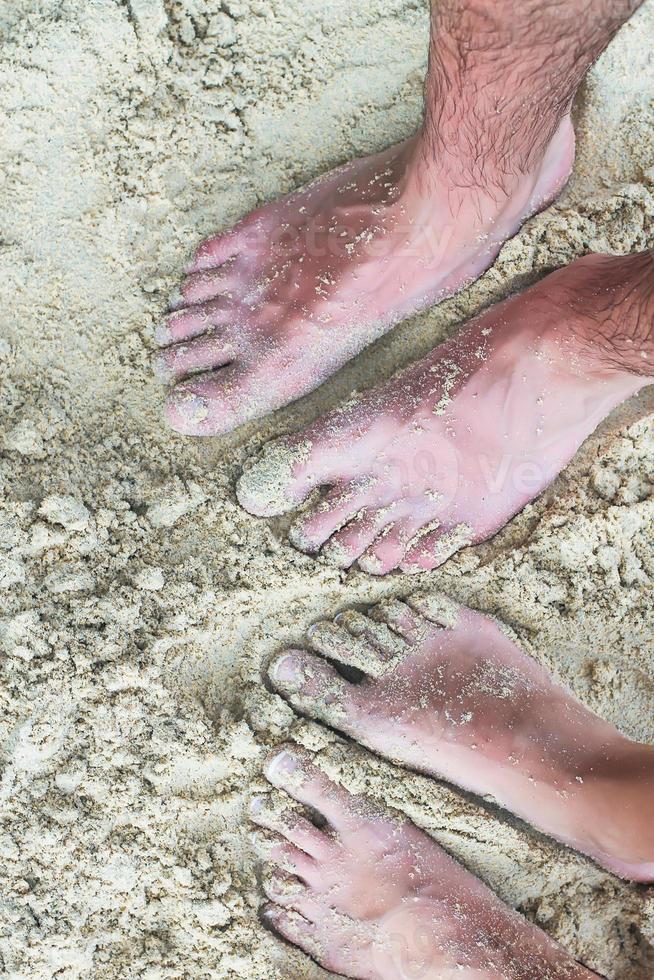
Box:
1 1 653 978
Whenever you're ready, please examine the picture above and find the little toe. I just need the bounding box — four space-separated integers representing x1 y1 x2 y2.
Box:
250 793 333 859
267 649 358 730
358 517 423 576
400 522 475 573
288 481 375 555
321 505 395 569
264 744 365 832
154 333 236 382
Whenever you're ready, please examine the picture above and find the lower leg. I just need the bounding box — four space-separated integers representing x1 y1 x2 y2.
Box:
420 0 643 190
564 249 654 376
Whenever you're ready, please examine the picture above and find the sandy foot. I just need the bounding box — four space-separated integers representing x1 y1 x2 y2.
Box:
267 595 654 881
237 254 647 574
251 744 596 979
158 121 574 435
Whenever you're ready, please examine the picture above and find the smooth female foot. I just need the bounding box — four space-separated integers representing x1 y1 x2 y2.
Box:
237 252 653 573
267 595 654 882
251 744 599 979
159 123 573 435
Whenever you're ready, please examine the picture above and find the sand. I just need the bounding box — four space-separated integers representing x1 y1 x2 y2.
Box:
0 0 653 977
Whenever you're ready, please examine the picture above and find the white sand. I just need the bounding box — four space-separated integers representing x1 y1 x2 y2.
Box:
0 1 653 977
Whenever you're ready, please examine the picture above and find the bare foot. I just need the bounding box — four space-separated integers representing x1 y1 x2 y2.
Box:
251 744 597 979
157 122 574 435
267 595 654 882
237 253 651 574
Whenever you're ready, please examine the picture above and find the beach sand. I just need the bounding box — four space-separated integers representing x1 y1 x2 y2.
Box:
0 1 653 976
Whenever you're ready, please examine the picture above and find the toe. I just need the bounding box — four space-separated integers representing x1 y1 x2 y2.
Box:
252 829 317 881
368 599 430 644
186 228 242 274
358 517 423 575
236 397 378 518
164 364 250 436
262 868 323 921
400 522 475 572
267 649 358 729
405 592 462 629
156 297 236 346
264 744 364 832
262 904 323 960
154 333 235 382
307 620 394 675
250 793 333 859
175 262 240 308
288 480 376 554
321 505 395 569
236 435 319 517
333 609 407 661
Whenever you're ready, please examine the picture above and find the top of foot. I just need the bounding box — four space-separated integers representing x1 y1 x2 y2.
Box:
237 253 646 575
156 120 574 436
251 743 596 980
267 595 654 883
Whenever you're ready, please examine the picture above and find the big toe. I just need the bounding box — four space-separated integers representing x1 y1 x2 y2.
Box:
164 365 249 436
236 437 316 516
165 361 276 436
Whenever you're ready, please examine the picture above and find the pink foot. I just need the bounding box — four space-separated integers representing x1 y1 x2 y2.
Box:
237 254 648 573
267 596 654 882
251 744 597 979
157 120 574 436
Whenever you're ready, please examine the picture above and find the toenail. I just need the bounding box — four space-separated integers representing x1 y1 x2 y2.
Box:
321 541 353 568
265 748 299 783
268 869 304 897
154 322 172 346
168 287 184 310
358 553 384 575
269 653 303 689
153 353 173 382
172 390 209 424
249 794 267 816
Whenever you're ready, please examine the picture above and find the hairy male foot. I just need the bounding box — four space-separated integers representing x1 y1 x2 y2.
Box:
267 595 654 882
157 0 644 437
237 252 653 573
159 123 573 435
251 744 598 979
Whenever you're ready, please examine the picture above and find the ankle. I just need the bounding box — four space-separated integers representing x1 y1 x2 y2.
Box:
408 115 572 230
552 252 654 382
